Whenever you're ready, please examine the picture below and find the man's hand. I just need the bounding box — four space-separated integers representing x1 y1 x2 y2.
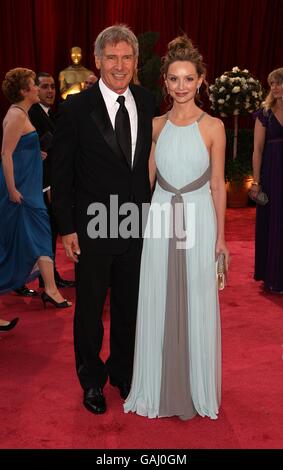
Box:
41 150 48 160
62 232 81 263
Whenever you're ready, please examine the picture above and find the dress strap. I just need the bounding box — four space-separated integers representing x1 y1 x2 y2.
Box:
153 114 169 144
196 111 206 123
10 105 28 116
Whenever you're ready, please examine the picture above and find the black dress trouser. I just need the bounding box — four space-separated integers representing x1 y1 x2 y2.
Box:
74 239 142 391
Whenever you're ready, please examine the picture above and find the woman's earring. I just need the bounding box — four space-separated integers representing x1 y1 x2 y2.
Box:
197 85 200 94
164 87 173 107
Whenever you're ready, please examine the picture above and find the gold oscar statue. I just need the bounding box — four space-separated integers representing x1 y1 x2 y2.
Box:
59 46 94 99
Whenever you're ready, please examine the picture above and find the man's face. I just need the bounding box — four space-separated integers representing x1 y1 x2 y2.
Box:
84 74 98 89
37 76 56 107
95 41 137 94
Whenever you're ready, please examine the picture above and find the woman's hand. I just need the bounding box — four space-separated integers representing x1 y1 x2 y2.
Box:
215 240 230 272
9 189 23 204
46 188 51 203
249 183 260 197
41 151 47 160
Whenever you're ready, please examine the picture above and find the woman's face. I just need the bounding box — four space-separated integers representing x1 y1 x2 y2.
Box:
165 61 203 104
22 78 40 104
270 79 283 100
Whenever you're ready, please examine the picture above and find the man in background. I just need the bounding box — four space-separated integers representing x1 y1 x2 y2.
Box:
84 73 98 89
30 73 75 289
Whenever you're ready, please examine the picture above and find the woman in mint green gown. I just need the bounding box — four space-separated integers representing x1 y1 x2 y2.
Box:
124 36 229 420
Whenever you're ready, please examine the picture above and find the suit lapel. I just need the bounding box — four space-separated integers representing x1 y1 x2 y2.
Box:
37 104 55 132
130 85 147 169
89 84 127 166
47 109 56 129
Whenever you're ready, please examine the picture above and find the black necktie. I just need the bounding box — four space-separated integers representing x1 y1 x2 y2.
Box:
115 96 132 167
47 108 55 122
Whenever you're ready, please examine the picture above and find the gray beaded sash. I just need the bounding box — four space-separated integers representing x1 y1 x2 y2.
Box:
157 166 210 420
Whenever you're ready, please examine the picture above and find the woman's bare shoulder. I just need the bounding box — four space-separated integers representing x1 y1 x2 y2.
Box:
204 113 224 130
3 107 26 132
153 114 168 125
152 114 168 142
6 106 27 122
202 115 225 143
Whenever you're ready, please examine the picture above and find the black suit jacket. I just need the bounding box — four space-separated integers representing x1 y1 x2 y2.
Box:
51 82 155 255
29 103 56 189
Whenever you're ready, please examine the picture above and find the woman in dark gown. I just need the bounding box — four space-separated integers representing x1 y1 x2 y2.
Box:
251 68 283 293
0 67 71 309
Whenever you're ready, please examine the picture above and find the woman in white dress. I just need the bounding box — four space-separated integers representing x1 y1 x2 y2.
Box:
124 35 229 420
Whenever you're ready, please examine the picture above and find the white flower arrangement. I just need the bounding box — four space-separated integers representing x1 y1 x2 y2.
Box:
209 66 263 117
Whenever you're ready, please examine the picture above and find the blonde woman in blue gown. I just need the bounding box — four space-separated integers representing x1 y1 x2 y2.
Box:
124 36 229 420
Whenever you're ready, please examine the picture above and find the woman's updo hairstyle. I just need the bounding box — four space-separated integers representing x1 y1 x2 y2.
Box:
162 35 208 105
162 35 206 78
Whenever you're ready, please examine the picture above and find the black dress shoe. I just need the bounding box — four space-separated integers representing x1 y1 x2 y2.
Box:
264 285 283 295
14 285 38 297
110 379 131 400
0 318 19 331
56 278 75 288
83 388 106 414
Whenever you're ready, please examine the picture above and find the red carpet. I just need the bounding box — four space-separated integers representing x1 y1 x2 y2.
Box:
1 207 283 449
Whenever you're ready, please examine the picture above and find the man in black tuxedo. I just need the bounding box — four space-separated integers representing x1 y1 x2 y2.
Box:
52 25 155 414
29 73 75 289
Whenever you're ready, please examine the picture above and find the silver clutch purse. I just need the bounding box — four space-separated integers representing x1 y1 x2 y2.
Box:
248 189 269 206
217 253 226 290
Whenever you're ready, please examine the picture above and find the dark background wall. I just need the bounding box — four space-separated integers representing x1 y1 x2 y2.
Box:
0 0 282 120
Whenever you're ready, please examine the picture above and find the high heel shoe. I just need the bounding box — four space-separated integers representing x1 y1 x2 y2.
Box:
41 292 72 309
0 318 19 331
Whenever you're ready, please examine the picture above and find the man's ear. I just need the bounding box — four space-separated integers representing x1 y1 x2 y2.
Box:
95 56 101 70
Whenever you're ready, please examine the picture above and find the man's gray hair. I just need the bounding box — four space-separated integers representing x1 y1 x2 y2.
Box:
94 24 139 58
